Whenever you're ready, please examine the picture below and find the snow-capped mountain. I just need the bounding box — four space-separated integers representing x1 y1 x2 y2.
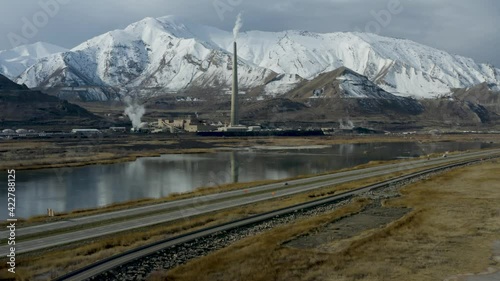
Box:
16 15 500 101
0 42 68 80
205 28 500 98
18 16 275 101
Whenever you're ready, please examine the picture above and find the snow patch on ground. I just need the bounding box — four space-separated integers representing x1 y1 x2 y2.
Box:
337 73 371 98
264 74 302 97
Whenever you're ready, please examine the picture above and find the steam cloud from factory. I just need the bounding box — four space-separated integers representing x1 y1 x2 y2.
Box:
339 118 355 130
124 96 146 129
233 12 243 40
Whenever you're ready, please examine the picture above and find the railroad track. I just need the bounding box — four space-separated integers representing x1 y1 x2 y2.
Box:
54 155 498 281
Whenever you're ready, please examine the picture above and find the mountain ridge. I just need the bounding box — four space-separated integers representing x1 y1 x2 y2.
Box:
5 15 500 101
0 42 68 80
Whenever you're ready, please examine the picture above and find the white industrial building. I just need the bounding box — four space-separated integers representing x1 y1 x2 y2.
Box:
158 118 215 133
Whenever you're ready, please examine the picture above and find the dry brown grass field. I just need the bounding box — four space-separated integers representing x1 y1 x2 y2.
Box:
159 160 500 281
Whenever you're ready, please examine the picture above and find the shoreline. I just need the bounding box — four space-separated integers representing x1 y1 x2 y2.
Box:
1 134 499 172
0 148 215 171
5 148 475 225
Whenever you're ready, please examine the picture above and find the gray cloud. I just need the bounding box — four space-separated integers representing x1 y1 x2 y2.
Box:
1 0 499 66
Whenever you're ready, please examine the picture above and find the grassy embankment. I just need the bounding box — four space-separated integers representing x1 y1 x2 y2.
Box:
158 160 500 281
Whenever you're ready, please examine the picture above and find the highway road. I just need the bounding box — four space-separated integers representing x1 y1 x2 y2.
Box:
1 148 499 255
56 152 500 281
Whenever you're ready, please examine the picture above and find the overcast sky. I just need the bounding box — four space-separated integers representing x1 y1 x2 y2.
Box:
1 0 499 66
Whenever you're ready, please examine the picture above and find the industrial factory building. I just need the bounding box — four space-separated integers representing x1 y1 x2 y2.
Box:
110 127 127 133
129 39 263 135
158 118 215 133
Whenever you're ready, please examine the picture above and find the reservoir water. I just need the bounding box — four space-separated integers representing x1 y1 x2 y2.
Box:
1 141 496 219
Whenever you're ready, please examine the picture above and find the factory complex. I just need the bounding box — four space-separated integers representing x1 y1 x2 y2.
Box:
0 38 326 139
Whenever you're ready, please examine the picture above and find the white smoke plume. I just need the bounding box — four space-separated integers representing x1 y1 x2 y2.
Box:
339 118 355 130
124 96 146 129
233 12 243 41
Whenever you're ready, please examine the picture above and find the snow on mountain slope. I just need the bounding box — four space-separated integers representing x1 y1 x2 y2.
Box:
286 67 424 116
264 74 304 97
0 42 68 79
17 16 500 100
218 31 500 98
337 71 384 99
289 66 413 100
18 16 275 101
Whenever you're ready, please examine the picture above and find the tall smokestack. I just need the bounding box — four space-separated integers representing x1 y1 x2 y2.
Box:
231 41 239 126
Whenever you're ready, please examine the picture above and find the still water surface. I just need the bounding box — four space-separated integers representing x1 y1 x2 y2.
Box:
1 141 495 219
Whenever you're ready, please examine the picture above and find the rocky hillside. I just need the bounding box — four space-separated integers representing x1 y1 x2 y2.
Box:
286 67 424 116
0 75 103 127
452 83 500 114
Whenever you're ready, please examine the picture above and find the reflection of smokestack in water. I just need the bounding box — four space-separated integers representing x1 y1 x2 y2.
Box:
231 41 239 126
230 151 239 183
